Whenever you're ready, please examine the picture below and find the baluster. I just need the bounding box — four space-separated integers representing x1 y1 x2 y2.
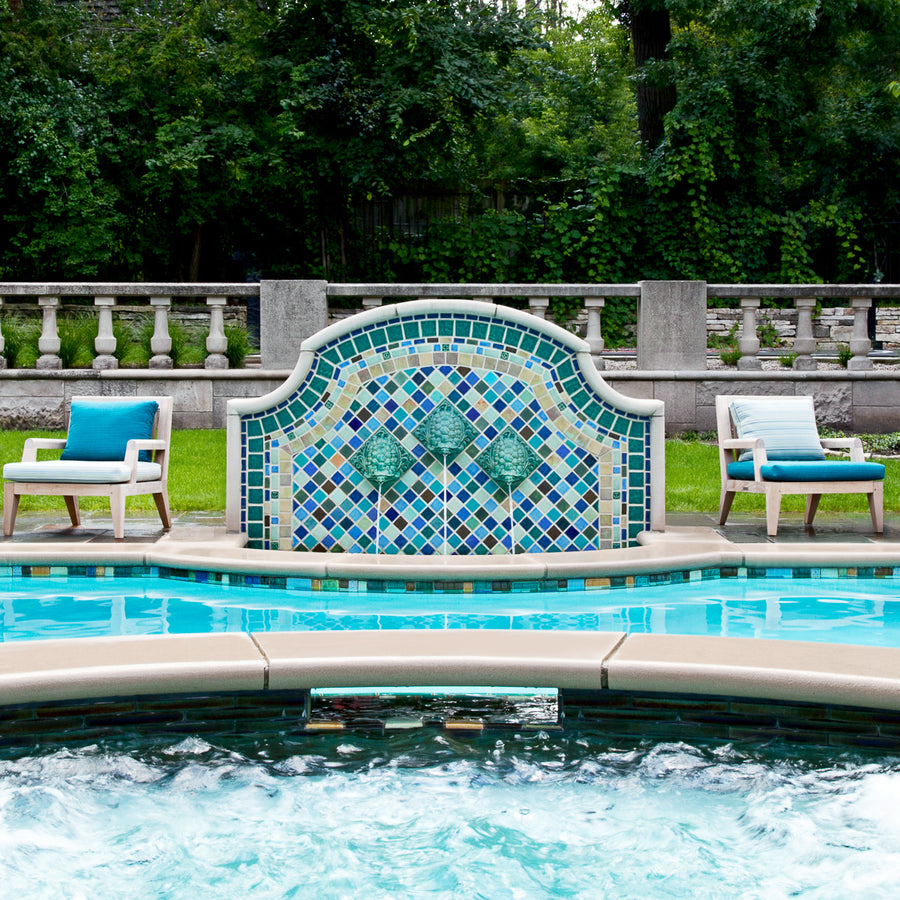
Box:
0 298 5 369
528 297 549 320
362 296 383 312
737 297 761 370
36 296 62 370
92 296 118 370
584 297 605 370
204 296 228 369
848 296 873 370
792 297 818 370
149 296 173 369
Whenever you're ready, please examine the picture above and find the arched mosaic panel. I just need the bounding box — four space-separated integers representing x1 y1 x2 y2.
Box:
228 300 664 554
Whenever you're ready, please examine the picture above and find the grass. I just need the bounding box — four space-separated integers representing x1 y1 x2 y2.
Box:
0 429 225 513
0 429 897 520
667 439 900 514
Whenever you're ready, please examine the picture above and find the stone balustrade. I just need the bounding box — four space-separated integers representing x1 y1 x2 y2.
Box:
0 280 899 373
0 283 259 371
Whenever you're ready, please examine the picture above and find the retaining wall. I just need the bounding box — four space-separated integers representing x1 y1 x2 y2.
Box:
1 367 897 436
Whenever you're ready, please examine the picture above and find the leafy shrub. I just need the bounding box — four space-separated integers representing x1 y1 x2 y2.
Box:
1 319 39 367
224 323 250 368
133 315 205 367
57 316 96 368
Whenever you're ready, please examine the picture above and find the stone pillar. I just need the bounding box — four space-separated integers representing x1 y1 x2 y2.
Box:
637 281 707 370
792 297 818 370
92 296 118 370
737 297 761 370
204 296 229 369
528 297 549 320
584 297 605 370
0 297 5 370
36 296 62 370
260 280 328 370
149 296 173 369
848 297 873 370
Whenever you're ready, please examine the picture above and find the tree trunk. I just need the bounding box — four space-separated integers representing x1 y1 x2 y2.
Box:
189 224 202 282
625 1 676 151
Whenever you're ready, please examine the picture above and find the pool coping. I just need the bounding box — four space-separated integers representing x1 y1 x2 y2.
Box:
2 526 900 717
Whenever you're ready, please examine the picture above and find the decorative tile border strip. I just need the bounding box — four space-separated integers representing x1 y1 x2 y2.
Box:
0 563 898 593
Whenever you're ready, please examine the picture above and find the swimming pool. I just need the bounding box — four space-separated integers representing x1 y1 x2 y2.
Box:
2 571 900 647
1 729 898 897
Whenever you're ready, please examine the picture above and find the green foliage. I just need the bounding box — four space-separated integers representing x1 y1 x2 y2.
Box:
224 322 251 368
0 319 39 368
2 0 900 285
57 316 96 368
836 342 853 367
133 315 205 368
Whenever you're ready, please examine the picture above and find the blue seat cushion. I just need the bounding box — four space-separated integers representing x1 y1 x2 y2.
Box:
730 397 826 462
60 400 158 463
727 460 886 482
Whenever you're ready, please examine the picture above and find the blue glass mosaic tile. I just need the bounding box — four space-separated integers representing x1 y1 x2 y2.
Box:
240 308 657 553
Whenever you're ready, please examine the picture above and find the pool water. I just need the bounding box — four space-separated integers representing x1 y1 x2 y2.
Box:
1 574 900 646
1 730 898 897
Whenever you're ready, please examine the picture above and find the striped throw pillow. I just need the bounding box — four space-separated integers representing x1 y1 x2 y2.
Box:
730 397 825 461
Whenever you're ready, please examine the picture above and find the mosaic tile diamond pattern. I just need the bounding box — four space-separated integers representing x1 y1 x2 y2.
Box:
240 306 655 553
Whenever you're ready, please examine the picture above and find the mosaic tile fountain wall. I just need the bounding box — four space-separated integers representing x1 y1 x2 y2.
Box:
231 301 664 554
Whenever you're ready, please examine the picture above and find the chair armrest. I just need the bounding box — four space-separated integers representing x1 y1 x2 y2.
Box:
123 439 168 479
820 437 865 463
21 438 67 463
721 437 768 479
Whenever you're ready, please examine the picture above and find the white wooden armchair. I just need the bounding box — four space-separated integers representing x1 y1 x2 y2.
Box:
716 394 885 537
3 395 173 541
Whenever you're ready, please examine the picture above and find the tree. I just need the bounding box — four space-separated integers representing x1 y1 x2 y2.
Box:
0 0 126 278
609 0 676 151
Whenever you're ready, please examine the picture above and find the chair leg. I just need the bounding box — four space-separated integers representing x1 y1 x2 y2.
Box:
3 485 19 537
718 488 735 525
804 493 821 527
110 488 126 541
63 496 81 527
153 490 172 530
765 486 782 537
869 483 884 534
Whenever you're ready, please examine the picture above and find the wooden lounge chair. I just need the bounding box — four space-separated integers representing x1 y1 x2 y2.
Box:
716 394 885 537
3 395 173 541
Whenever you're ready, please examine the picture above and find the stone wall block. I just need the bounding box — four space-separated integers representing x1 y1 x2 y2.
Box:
805 383 852 428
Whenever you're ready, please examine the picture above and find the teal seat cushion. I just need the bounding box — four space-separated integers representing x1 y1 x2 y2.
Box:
60 400 158 463
727 460 885 482
730 397 826 462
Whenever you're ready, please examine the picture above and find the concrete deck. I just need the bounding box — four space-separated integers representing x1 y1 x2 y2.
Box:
1 511 900 715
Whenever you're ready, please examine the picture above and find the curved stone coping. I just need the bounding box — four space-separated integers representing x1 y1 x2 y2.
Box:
3 526 900 579
607 634 900 712
3 629 900 714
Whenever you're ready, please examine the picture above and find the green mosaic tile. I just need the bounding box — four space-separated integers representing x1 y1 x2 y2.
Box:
242 310 656 553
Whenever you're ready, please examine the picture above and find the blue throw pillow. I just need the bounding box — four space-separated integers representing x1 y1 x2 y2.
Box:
730 396 826 462
61 400 159 462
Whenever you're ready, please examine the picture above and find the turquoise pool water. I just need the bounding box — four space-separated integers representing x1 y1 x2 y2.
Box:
1 573 900 645
1 731 898 897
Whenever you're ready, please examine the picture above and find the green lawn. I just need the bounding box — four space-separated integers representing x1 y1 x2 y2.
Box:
0 430 897 518
0 429 226 512
666 439 900 514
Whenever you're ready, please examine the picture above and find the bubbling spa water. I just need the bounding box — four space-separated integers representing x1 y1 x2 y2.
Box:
1 730 899 897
